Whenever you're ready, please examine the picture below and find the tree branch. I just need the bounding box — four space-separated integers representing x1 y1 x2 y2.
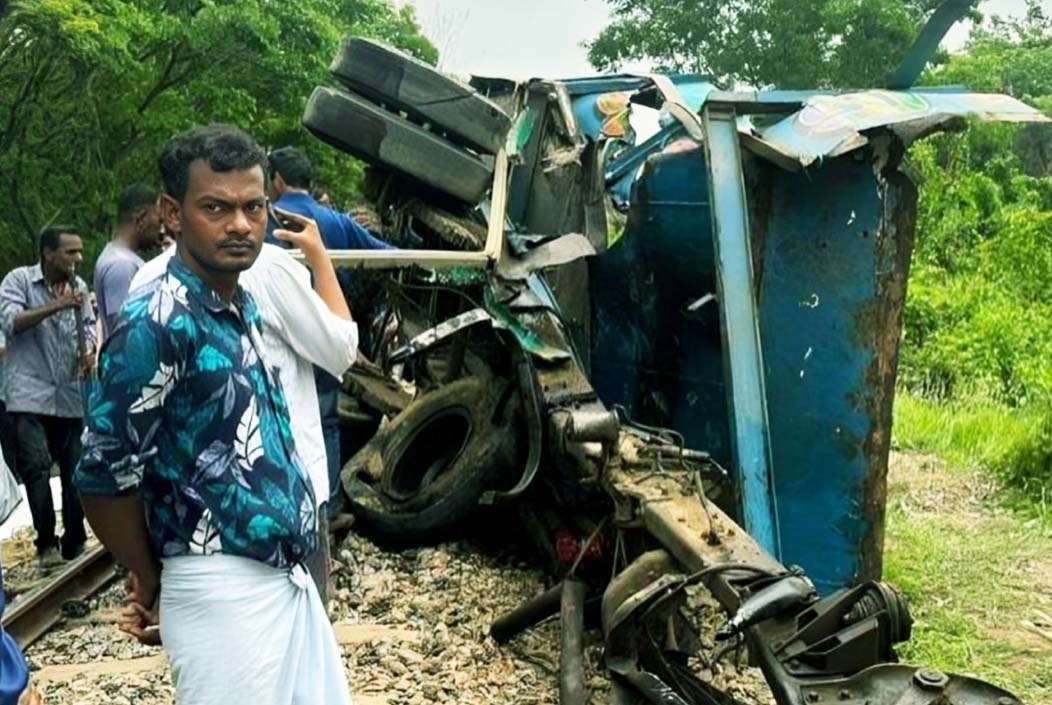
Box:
0 52 53 153
137 43 183 114
8 151 37 245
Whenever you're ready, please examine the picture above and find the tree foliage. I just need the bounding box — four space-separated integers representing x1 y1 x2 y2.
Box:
0 0 435 274
587 0 968 88
900 3 1052 419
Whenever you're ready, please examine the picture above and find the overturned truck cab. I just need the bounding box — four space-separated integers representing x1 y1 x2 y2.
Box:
301 33 1048 705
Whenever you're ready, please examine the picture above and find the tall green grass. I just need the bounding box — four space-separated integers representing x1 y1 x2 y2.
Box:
897 132 1052 510
893 393 1052 517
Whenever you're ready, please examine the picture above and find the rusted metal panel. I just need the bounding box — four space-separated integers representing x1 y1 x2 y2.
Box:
589 135 908 591
859 156 917 581
753 144 914 592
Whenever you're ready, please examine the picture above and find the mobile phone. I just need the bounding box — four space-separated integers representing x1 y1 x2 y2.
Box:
267 202 304 232
266 201 283 228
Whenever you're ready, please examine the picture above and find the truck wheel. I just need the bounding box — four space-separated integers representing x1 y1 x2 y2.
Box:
303 86 493 205
330 37 511 155
341 376 519 547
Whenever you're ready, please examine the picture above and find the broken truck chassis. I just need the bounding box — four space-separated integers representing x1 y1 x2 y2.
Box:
354 268 1022 704
598 460 1021 705
333 194 1025 705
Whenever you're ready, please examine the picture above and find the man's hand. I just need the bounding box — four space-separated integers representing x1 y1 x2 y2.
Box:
352 207 381 232
271 207 324 257
120 601 161 646
78 352 95 381
272 206 352 322
120 571 161 646
52 289 83 312
16 681 42 705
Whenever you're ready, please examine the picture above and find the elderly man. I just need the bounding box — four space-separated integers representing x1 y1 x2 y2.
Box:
0 225 94 567
74 125 352 705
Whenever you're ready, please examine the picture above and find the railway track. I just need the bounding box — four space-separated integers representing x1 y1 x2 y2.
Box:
4 535 771 705
3 545 118 648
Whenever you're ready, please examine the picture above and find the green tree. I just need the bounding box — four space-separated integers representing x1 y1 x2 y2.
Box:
0 0 435 274
587 0 969 89
919 0 1052 177
900 4 1052 411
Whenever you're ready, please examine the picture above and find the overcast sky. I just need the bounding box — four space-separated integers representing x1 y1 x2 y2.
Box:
400 0 1038 80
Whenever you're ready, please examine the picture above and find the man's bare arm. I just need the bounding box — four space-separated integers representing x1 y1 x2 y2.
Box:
81 495 160 604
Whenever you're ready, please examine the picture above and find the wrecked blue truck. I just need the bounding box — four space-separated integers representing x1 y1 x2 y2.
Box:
298 27 1048 705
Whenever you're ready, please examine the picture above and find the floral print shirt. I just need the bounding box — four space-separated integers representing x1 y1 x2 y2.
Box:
74 255 317 568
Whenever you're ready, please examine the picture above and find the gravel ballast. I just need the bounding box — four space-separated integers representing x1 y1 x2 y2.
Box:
20 533 774 704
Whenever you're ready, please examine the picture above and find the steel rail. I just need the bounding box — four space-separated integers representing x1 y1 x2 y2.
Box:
2 545 118 648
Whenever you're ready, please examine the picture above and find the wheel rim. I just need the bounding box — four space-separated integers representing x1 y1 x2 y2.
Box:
385 406 473 502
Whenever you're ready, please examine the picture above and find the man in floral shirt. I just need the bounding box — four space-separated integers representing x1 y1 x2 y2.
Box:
74 125 351 705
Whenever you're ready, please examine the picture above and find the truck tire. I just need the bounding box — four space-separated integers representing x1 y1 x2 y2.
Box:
303 86 493 205
341 376 519 547
404 199 488 250
330 37 511 155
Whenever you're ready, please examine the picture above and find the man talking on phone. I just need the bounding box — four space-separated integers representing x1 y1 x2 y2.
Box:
0 225 94 568
266 147 391 524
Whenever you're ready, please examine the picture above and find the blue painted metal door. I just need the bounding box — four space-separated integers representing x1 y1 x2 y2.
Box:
590 142 916 592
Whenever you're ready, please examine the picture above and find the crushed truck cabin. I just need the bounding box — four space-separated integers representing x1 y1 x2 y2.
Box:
297 15 1048 705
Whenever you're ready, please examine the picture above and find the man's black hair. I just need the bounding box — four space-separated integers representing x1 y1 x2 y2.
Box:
117 183 159 223
267 147 313 190
39 225 78 257
159 124 268 202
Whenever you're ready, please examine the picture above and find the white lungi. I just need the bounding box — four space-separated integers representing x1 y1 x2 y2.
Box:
159 555 352 705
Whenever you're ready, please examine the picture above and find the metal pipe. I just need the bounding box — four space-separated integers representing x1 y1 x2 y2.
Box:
559 578 588 705
490 582 563 644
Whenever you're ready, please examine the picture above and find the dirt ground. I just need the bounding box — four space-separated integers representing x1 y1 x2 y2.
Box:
884 451 1052 702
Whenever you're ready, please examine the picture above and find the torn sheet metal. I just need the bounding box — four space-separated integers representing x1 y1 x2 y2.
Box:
483 288 572 362
387 308 492 364
757 90 1050 166
498 233 596 280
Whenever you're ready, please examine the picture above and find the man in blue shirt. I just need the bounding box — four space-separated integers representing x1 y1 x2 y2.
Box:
75 125 351 705
267 147 391 521
266 147 391 254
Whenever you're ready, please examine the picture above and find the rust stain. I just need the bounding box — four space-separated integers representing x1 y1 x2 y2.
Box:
856 142 917 583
